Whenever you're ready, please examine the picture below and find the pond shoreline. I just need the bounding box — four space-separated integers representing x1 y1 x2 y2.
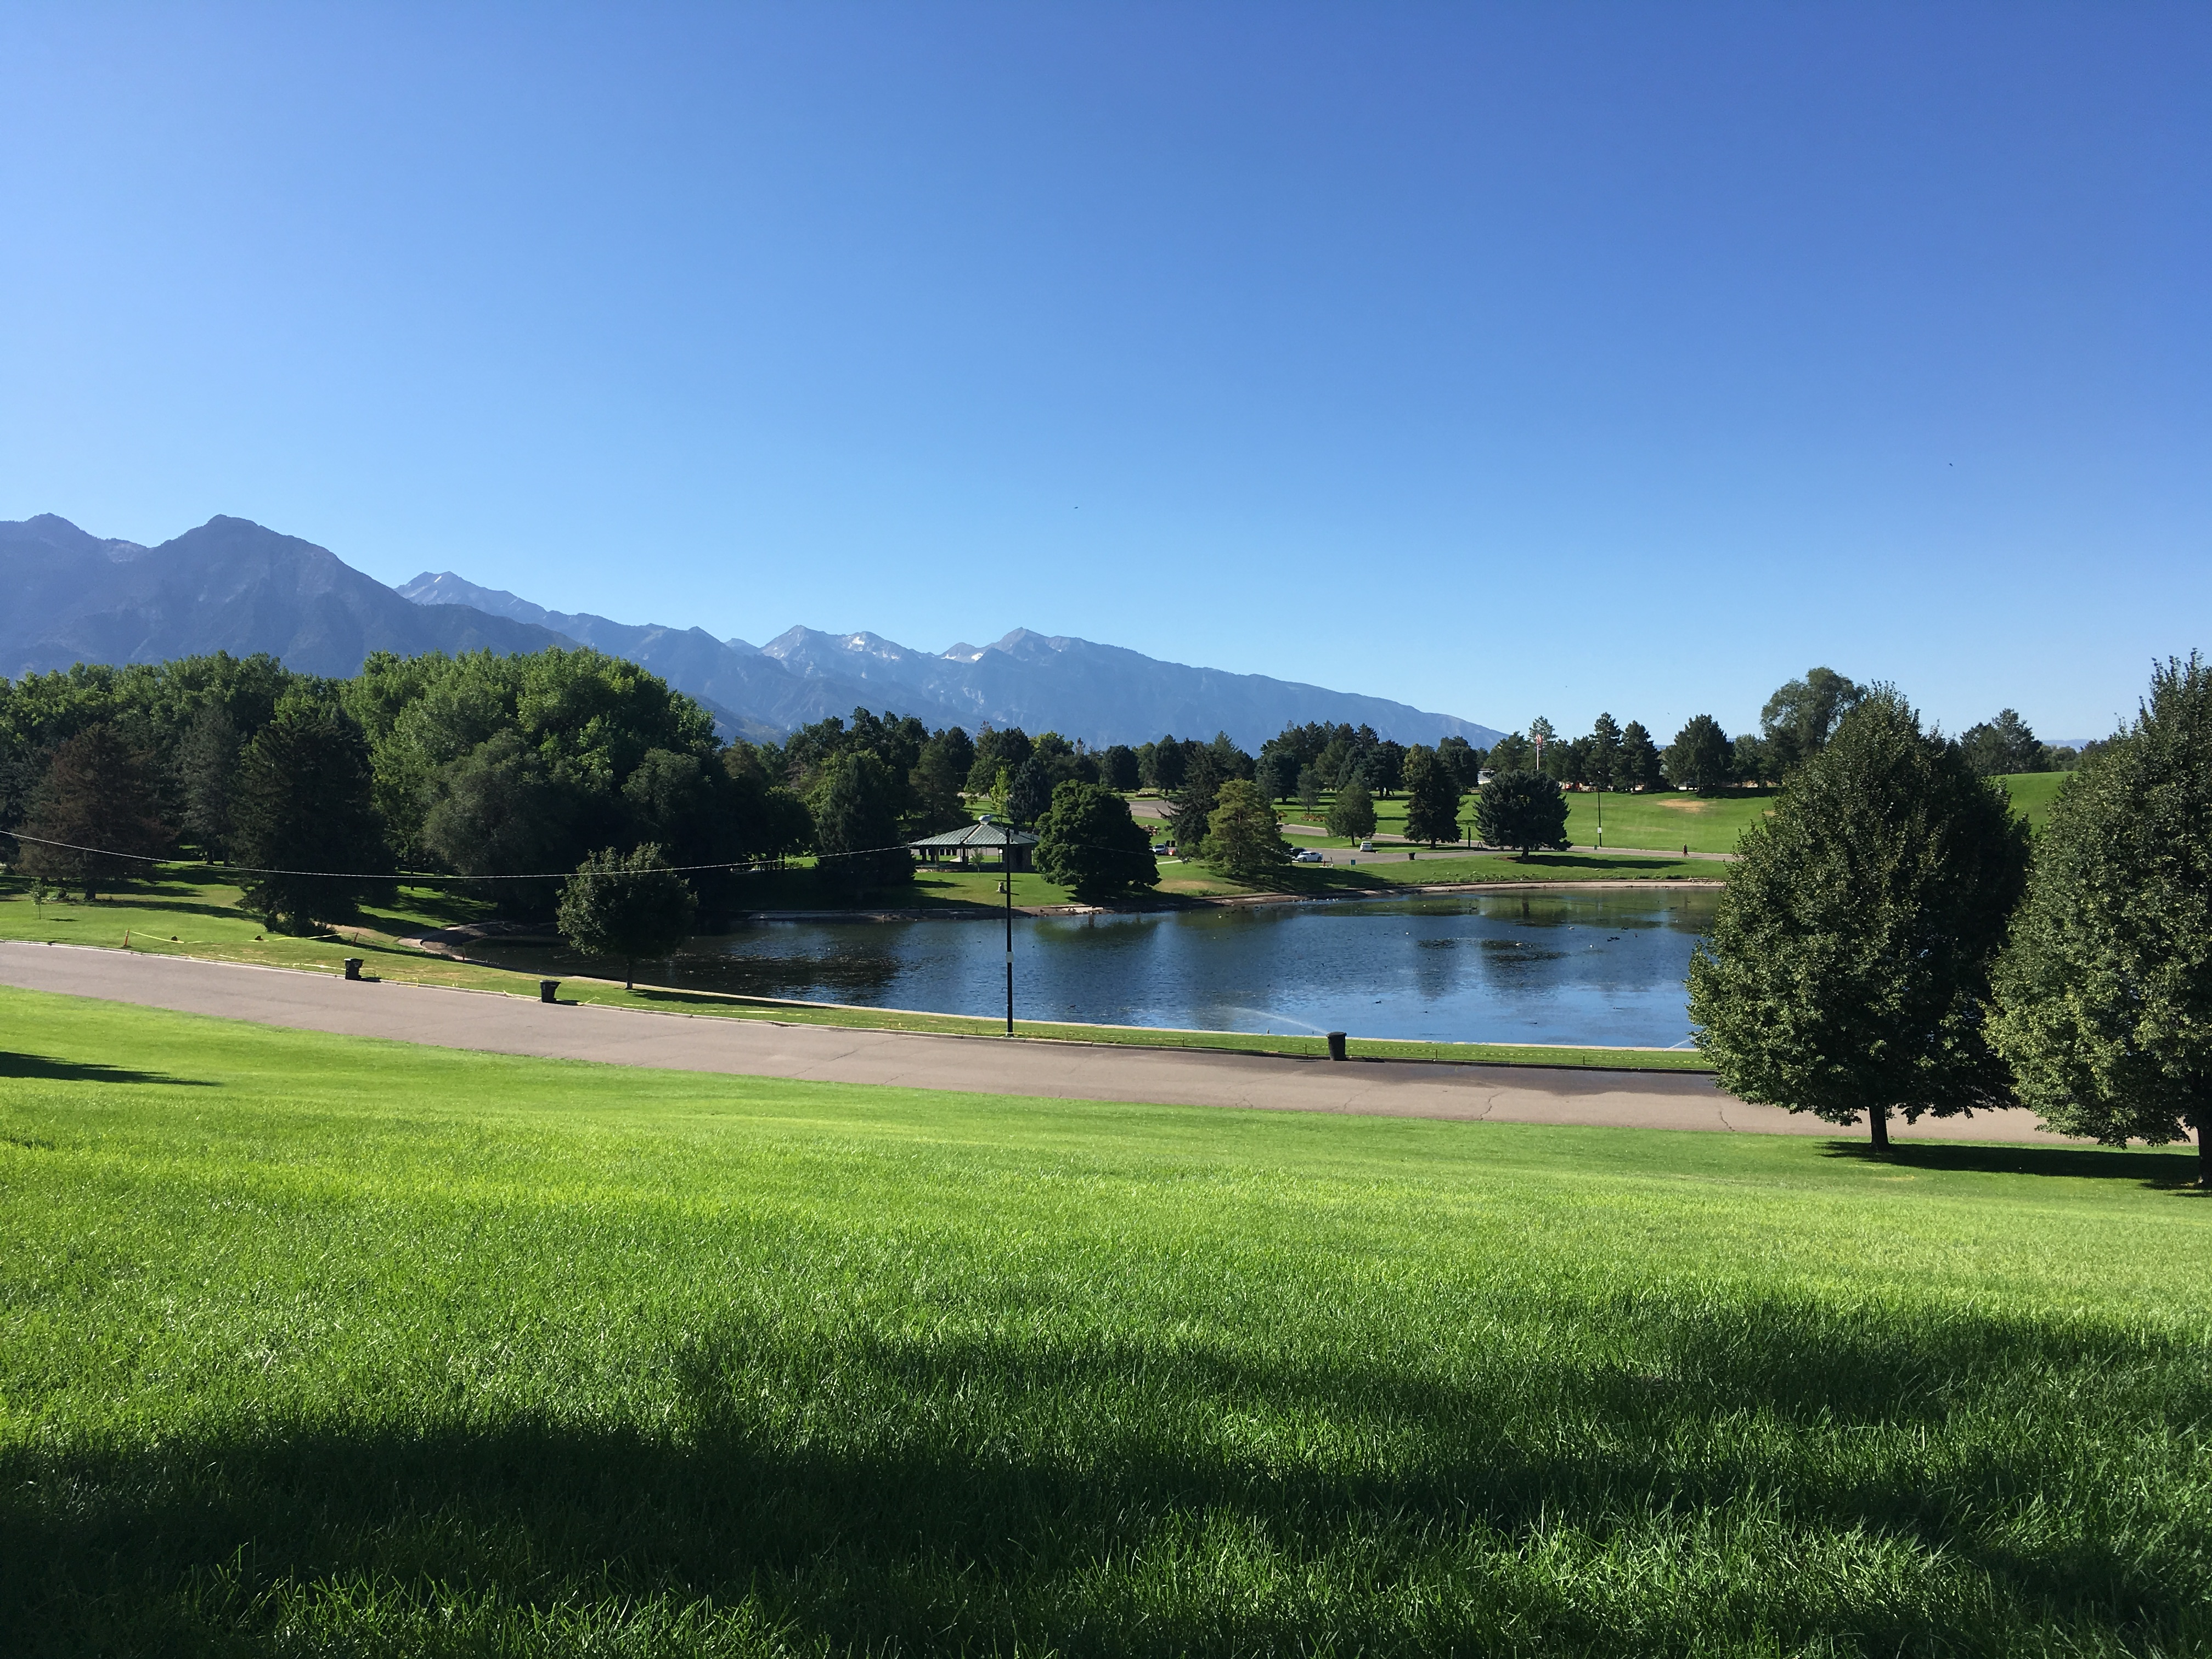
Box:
732 877 1730 923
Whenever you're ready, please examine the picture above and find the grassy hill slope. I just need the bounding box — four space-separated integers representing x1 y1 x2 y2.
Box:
3 989 2206 1656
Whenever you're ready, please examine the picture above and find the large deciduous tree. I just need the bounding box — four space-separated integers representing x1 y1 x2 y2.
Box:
1035 781 1159 901
1474 771 1569 858
1688 689 2029 1150
556 843 697 990
1760 667 1865 775
1204 779 1290 879
1989 655 2212 1185
422 732 578 918
230 703 393 930
810 749 912 890
15 724 173 900
1401 746 1463 845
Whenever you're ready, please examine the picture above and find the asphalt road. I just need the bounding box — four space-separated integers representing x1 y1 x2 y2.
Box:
0 941 2070 1143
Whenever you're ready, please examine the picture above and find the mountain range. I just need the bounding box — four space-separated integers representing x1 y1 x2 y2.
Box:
3 513 1503 751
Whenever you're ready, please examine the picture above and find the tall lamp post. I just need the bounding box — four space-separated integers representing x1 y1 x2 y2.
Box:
1003 817 1014 1036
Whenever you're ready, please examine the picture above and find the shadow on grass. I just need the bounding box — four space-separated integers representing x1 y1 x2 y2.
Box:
4 1303 2203 1656
1822 1139 2205 1188
0 1052 216 1086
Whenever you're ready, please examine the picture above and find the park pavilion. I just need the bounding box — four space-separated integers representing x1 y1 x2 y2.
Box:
904 816 1039 872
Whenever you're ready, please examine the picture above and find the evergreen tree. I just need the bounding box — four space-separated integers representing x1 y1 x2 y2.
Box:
1401 746 1463 845
1587 713 1623 792
231 703 392 929
1326 775 1376 840
1297 765 1323 818
1662 715 1733 792
1147 735 1187 793
1486 731 1535 774
1436 736 1482 790
556 843 697 990
1990 655 2212 1184
965 726 1032 796
15 724 173 900
1034 781 1159 901
178 702 241 860
1959 709 2046 777
1006 755 1054 827
1098 743 1141 793
1617 721 1663 791
1688 690 2029 1150
1203 779 1290 878
1165 745 1223 854
1474 771 1569 857
1370 741 1406 798
1254 749 1296 803
907 741 970 836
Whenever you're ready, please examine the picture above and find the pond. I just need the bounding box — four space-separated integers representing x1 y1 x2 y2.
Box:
662 887 1718 1048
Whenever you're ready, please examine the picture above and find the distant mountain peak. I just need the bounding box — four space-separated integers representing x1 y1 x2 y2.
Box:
6 514 1503 749
397 571 555 629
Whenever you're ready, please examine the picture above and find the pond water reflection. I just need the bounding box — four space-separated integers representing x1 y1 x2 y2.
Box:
664 887 1717 1047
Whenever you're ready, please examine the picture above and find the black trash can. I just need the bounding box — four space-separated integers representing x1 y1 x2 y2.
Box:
343 958 363 981
540 979 561 1005
1327 1031 1348 1062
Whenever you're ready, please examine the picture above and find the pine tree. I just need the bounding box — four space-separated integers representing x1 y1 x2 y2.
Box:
1618 721 1663 791
1401 747 1463 845
1688 690 2029 1150
1990 655 2212 1184
1662 715 1733 792
16 724 173 900
230 703 392 929
556 843 697 990
1474 771 1569 858
1588 713 1623 792
178 702 241 860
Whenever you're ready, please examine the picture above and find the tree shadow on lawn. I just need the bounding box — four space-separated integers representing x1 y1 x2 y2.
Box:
6 1301 2202 1656
1822 1139 2203 1188
0 1052 216 1086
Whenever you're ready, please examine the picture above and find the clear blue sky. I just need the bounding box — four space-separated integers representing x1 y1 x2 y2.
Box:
4 3 2205 743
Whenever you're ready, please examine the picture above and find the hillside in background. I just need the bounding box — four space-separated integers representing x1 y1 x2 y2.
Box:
3 513 1502 748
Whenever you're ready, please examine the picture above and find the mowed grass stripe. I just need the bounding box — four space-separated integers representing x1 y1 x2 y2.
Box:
2 986 2208 1657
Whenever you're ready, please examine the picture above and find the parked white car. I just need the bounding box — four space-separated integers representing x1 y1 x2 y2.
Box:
1358 840 1377 853
1293 848 1325 864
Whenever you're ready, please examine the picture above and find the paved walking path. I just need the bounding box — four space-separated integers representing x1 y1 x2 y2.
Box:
0 941 2070 1144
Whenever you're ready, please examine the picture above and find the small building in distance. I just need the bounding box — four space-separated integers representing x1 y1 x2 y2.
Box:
905 816 1040 872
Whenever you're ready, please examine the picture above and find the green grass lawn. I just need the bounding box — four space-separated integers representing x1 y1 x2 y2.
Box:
1274 772 2067 857
2 989 2207 1656
1997 770 2072 830
1273 788 1773 855
0 873 1716 1071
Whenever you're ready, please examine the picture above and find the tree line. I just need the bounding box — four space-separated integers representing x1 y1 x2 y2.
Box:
1689 655 2212 1184
0 649 943 924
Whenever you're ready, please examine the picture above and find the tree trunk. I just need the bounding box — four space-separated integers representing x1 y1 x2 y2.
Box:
625 959 634 991
2199 1119 2209 1190
1870 1104 1891 1152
